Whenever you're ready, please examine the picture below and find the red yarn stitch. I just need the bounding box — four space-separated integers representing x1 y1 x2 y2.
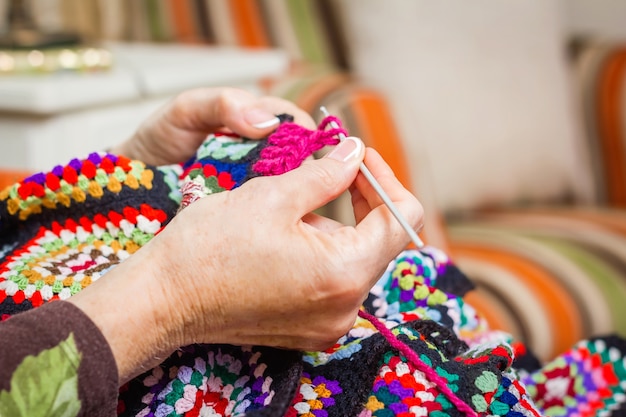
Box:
252 116 347 176
357 309 478 417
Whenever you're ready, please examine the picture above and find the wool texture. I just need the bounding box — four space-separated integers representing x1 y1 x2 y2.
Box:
1 116 625 416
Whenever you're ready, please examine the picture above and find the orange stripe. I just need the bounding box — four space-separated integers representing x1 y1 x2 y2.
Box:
348 89 452 249
451 242 584 358
168 0 200 43
349 90 412 189
228 0 269 47
463 290 515 334
597 49 626 206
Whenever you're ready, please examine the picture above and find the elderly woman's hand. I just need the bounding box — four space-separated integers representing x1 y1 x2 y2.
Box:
109 87 315 166
68 137 423 384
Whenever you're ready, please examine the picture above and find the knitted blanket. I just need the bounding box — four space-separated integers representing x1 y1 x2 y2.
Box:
1 117 625 416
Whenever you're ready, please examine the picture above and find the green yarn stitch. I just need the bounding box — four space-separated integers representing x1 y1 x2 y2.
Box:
489 400 510 415
423 265 432 278
77 175 89 189
164 382 183 407
70 283 82 295
42 239 64 252
435 393 452 410
372 385 399 413
20 197 40 209
414 285 429 300
400 301 416 312
435 366 459 384
113 167 127 182
60 181 73 194
614 358 626 379
101 233 114 245
189 370 203 388
427 290 448 306
129 160 145 178
458 299 469 327
131 230 153 246
13 263 28 272
16 277 28 291
419 353 432 367
471 393 488 412
398 275 414 291
204 176 226 194
474 370 499 393
95 170 109 186
51 280 63 294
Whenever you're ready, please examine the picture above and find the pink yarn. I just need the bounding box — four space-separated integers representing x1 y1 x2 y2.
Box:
357 309 478 417
252 116 347 176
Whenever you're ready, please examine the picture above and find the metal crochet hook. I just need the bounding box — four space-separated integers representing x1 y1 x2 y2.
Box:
320 106 424 249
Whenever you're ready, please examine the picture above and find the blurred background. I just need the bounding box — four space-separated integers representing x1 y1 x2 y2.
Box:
1 0 626 362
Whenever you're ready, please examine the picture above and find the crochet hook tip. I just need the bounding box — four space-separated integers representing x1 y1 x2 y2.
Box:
319 107 425 249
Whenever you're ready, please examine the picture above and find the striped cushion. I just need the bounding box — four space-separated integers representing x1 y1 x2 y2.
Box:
448 207 626 361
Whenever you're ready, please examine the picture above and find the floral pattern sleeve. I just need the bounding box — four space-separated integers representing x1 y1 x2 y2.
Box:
0 301 119 417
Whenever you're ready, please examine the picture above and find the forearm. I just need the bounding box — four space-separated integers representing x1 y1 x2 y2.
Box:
0 302 118 417
66 243 181 384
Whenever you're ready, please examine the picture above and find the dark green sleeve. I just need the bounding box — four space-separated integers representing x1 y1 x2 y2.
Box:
0 301 119 417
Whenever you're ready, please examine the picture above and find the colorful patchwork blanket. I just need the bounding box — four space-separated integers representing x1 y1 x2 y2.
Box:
1 118 625 416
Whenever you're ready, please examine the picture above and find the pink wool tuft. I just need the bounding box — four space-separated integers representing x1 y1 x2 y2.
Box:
252 115 347 176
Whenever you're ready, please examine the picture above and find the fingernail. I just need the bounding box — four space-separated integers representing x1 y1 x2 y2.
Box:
325 136 363 162
245 109 280 129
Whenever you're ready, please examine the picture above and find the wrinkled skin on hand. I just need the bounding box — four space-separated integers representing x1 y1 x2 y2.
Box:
69 88 424 384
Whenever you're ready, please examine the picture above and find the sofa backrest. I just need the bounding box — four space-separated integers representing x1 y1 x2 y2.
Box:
337 0 599 214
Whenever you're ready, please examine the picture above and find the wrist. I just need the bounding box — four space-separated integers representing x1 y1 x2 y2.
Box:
67 246 178 383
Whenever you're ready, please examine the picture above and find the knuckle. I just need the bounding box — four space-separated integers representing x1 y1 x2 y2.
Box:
242 177 283 209
411 197 425 230
215 90 234 115
402 193 424 232
302 162 339 192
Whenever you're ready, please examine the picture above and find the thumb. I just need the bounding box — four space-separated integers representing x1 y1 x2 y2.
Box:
268 137 365 216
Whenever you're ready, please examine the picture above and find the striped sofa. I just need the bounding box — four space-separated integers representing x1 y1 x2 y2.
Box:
12 0 626 362
445 42 626 361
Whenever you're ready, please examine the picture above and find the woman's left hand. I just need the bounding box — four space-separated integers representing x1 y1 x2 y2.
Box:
109 87 315 166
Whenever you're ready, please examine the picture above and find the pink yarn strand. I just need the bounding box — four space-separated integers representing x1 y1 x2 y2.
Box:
357 309 478 417
252 116 348 176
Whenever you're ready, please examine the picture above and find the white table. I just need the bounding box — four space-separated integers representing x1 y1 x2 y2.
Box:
0 42 289 171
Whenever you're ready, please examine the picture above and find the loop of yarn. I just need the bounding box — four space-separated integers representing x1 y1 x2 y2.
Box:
252 115 348 176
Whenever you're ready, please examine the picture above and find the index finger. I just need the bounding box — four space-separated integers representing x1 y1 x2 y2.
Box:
173 87 315 138
351 149 424 261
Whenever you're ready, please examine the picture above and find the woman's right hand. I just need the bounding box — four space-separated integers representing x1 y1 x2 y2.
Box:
69 137 423 384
